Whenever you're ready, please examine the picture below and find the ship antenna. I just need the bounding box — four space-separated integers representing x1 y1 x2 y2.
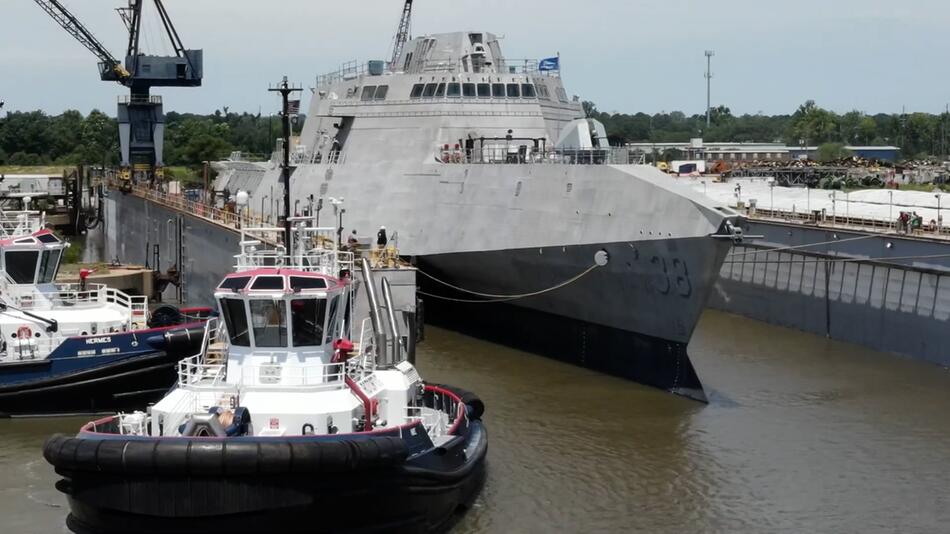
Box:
269 76 302 257
389 0 414 70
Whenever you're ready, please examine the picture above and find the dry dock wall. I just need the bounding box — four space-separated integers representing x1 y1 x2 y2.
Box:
709 221 950 366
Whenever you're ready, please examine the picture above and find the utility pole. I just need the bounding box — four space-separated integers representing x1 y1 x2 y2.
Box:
705 50 715 128
269 77 302 255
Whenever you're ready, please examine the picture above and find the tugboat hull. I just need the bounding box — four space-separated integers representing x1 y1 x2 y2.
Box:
45 388 487 534
0 324 208 417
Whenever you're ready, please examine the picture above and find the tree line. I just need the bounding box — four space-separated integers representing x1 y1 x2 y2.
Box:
585 100 950 160
0 108 301 169
3 101 950 168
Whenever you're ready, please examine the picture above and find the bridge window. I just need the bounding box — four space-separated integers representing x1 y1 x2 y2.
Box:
506 84 521 98
250 300 287 348
291 298 327 347
477 83 491 98
325 295 341 343
423 83 439 98
521 84 537 98
434 83 446 97
251 276 284 291
361 86 376 101
410 84 425 99
38 249 61 284
447 83 461 98
4 250 38 284
221 298 250 347
374 85 389 100
290 276 328 291
492 83 505 97
537 85 550 99
219 276 250 291
462 83 477 98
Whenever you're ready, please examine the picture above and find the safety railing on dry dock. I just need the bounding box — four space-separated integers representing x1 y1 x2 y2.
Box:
747 207 950 240
127 183 270 234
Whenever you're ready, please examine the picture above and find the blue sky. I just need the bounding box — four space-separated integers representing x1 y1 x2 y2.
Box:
1 0 947 116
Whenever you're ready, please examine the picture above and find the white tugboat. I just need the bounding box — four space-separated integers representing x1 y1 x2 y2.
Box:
0 209 210 416
45 219 487 534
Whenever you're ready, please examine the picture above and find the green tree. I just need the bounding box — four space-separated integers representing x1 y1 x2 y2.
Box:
817 142 850 162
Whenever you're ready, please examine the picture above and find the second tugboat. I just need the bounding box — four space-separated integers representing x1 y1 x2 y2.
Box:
44 219 487 534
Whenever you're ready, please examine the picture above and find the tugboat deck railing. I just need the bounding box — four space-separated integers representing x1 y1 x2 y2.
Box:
0 211 45 239
0 278 147 324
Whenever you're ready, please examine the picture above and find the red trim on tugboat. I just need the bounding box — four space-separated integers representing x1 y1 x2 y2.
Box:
345 376 375 431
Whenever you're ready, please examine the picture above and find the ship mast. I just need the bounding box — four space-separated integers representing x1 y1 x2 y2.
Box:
389 0 413 69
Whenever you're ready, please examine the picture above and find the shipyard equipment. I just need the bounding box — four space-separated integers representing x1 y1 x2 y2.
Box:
389 0 414 68
32 0 203 185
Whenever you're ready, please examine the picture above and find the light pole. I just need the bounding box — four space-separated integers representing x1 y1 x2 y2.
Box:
829 191 837 224
768 179 775 214
936 192 943 233
705 50 715 128
889 190 894 228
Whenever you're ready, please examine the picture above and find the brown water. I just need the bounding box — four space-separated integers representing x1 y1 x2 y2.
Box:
2 310 949 533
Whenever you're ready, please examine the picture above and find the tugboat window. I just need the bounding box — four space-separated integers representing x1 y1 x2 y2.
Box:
462 83 477 98
423 83 438 98
374 85 389 100
37 234 59 244
290 276 328 291
447 83 461 98
38 249 61 284
325 296 341 343
492 83 505 97
506 84 521 98
410 84 425 99
219 276 251 291
251 276 284 290
291 298 328 347
5 250 39 284
361 86 376 101
521 84 537 98
434 83 446 97
250 300 287 348
477 83 491 98
221 298 250 347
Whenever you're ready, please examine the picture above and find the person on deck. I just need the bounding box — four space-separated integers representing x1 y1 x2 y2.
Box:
377 226 388 248
347 230 359 251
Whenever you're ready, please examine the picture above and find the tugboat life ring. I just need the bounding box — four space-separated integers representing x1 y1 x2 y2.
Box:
17 326 32 340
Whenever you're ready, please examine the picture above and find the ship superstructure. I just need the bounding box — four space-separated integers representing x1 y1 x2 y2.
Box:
215 23 742 399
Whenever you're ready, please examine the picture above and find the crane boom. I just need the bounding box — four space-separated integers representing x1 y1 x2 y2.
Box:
389 0 413 68
31 0 130 81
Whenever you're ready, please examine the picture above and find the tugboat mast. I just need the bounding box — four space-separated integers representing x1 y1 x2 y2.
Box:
269 77 301 255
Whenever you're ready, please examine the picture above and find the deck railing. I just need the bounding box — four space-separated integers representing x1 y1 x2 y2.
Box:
0 211 45 239
748 207 950 240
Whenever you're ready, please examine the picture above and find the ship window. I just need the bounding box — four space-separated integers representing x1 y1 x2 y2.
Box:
447 83 461 98
522 84 537 98
477 83 491 98
410 84 425 99
251 276 284 290
5 250 38 284
506 84 521 98
492 83 505 97
557 87 568 102
37 233 59 244
324 295 341 343
361 86 376 101
250 300 287 348
434 83 446 97
374 85 389 100
219 276 250 291
462 83 477 98
423 83 438 98
290 276 328 291
221 298 250 347
291 298 327 347
38 249 61 284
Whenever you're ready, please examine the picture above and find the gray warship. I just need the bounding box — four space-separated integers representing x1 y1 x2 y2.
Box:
213 17 742 400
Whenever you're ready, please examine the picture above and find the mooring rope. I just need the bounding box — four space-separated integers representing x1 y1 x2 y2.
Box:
417 263 601 304
726 234 877 259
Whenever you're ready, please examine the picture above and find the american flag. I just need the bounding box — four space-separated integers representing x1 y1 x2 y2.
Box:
288 100 301 115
